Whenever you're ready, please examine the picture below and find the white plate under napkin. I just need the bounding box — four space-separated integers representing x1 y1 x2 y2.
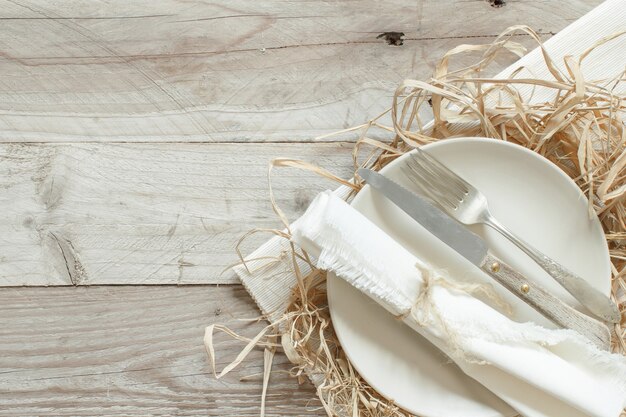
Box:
327 137 612 417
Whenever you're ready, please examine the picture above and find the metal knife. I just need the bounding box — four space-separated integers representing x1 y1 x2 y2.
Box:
358 168 611 350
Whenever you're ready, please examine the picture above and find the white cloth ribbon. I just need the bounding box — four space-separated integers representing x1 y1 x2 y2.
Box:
291 190 626 417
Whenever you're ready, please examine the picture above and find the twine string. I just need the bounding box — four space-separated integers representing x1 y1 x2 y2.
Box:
394 263 511 364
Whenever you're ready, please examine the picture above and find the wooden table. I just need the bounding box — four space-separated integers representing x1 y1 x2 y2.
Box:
0 1 604 415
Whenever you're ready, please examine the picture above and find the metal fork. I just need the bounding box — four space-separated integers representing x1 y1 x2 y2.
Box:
403 148 621 323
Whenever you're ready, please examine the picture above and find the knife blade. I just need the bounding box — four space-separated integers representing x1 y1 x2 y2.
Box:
358 168 611 349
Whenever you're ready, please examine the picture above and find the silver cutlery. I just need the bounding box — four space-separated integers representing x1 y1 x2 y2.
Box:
358 168 611 349
403 149 620 324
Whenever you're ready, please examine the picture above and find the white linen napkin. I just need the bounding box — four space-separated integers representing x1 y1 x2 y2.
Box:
290 190 626 417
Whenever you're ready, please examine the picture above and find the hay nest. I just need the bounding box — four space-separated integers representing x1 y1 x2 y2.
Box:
207 26 626 417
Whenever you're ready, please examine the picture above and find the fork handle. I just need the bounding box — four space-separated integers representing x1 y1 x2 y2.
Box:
481 253 611 349
484 215 620 323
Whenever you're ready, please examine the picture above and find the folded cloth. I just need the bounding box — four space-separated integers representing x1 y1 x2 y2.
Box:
291 190 626 417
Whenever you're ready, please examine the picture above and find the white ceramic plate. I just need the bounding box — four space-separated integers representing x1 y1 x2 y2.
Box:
327 138 611 417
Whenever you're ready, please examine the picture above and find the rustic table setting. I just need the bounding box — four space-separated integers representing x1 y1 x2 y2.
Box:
0 1 615 416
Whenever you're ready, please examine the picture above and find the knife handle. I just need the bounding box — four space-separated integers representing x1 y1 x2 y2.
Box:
480 253 611 350
484 215 619 323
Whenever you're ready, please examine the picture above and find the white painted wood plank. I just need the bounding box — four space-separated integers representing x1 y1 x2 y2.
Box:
0 0 602 142
0 285 324 416
0 142 354 285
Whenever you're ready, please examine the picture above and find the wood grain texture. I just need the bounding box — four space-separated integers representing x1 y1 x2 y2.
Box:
0 285 324 417
0 0 602 142
0 142 355 286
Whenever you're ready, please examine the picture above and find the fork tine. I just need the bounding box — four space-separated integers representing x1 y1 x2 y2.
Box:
409 153 466 201
411 151 466 194
411 151 470 201
404 160 440 196
418 149 471 192
401 166 431 196
404 158 459 209
403 164 455 209
409 151 468 202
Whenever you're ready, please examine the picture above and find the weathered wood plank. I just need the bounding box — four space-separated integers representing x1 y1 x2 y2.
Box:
0 285 323 417
0 142 354 286
0 0 602 142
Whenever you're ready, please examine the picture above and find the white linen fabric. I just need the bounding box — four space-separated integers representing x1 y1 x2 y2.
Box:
290 191 626 417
